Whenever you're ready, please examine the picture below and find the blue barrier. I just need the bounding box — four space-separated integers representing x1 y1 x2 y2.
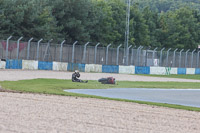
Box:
6 59 22 69
38 61 53 70
135 66 150 74
195 68 200 74
102 65 119 73
178 68 186 74
67 63 85 72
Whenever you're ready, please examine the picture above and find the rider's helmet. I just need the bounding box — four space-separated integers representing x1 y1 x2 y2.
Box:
75 70 79 73
75 70 80 77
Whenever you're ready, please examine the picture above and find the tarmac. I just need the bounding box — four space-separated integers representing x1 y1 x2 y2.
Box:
66 88 200 108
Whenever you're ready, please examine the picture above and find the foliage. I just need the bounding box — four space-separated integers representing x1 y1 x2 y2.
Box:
0 0 200 49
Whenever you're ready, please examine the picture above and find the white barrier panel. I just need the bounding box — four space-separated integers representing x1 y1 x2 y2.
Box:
53 62 68 71
0 61 6 69
186 68 195 74
169 67 177 74
22 60 38 70
85 64 102 73
119 66 135 74
150 67 166 75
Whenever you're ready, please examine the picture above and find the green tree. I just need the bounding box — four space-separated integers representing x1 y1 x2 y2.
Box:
0 0 61 41
129 4 150 47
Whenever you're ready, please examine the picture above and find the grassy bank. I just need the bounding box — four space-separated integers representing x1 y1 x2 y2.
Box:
139 74 200 80
1 78 200 111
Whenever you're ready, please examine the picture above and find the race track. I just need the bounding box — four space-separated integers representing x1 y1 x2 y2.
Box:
0 70 200 133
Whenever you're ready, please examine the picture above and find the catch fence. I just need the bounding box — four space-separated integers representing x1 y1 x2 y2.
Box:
1 37 199 68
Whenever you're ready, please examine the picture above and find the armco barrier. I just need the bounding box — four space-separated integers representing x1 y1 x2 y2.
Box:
119 65 135 74
195 68 200 74
150 67 165 75
85 64 102 73
53 62 68 71
22 60 38 70
38 61 53 70
178 68 186 74
102 65 119 73
135 66 150 74
0 60 6 69
67 63 85 72
186 68 195 74
6 59 22 69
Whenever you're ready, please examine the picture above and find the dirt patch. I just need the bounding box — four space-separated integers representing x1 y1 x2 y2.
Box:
0 87 21 93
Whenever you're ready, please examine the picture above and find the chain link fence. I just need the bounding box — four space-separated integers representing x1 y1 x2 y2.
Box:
0 39 200 68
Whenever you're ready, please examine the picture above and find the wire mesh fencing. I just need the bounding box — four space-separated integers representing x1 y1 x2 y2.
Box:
0 39 200 68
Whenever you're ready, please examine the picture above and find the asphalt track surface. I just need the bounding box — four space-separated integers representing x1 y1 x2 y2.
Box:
66 88 200 108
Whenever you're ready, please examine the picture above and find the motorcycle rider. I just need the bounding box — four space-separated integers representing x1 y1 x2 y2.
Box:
72 70 88 83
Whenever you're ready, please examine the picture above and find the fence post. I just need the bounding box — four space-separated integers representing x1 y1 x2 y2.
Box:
36 39 43 60
131 46 136 65
27 37 33 60
145 46 151 66
126 45 132 65
43 39 53 61
197 51 200 68
191 49 196 68
82 42 90 64
152 47 158 66
94 43 100 64
138 46 143 66
116 44 122 65
6 36 12 60
172 48 178 67
185 49 190 68
136 45 141 66
166 48 171 67
16 37 23 60
106 43 112 65
179 49 184 68
159 47 165 66
60 40 65 62
72 41 78 63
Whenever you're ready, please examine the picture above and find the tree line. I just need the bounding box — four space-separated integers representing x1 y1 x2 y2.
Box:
0 0 200 50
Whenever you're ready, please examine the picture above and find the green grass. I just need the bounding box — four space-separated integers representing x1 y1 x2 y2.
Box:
1 78 200 111
138 74 200 80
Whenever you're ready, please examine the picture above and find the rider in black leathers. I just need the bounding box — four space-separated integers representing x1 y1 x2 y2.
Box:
72 70 88 83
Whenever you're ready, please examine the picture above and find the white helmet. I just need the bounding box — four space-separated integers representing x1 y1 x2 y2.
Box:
75 70 79 73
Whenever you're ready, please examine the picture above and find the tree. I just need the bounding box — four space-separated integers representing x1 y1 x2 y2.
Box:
129 4 150 47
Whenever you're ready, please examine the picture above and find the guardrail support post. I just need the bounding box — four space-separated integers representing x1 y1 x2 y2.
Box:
173 48 178 67
166 48 171 67
71 41 78 63
36 39 43 60
82 42 90 64
191 49 196 68
60 40 66 62
6 36 12 60
152 47 158 66
185 49 190 68
94 43 100 64
27 38 33 60
179 49 184 68
159 47 165 66
16 37 23 59
116 44 122 65
106 43 112 65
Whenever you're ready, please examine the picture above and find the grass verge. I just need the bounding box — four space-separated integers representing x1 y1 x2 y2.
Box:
0 78 200 111
138 74 200 80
